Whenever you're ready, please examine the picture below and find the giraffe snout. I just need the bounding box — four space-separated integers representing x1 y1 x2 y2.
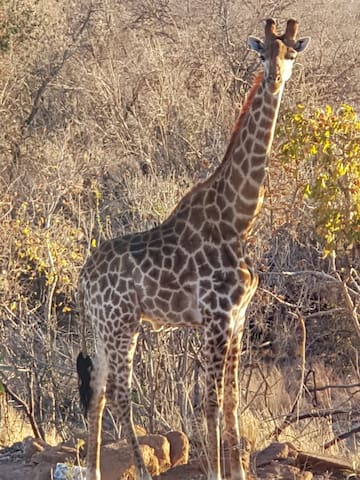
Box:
266 71 282 94
268 72 281 83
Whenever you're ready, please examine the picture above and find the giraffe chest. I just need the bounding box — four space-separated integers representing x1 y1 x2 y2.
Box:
198 256 258 319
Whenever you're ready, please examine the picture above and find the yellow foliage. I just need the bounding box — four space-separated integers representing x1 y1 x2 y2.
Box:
278 103 360 254
8 200 84 311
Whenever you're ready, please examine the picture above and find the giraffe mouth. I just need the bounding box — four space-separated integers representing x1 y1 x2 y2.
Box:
266 80 282 95
265 68 283 95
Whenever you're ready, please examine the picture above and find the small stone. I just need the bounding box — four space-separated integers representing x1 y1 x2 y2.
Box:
165 431 189 467
139 435 171 471
255 442 291 467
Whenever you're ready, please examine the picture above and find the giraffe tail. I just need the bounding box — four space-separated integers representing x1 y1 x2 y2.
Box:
76 352 93 416
76 280 94 417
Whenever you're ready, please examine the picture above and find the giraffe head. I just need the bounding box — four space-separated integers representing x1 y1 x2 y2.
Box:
247 18 310 95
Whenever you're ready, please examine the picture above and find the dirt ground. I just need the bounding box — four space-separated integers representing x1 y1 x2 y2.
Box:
0 438 359 480
0 440 205 480
0 457 204 480
0 442 33 480
0 461 33 480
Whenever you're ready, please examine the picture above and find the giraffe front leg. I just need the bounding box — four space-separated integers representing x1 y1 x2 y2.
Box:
204 326 230 480
223 332 246 480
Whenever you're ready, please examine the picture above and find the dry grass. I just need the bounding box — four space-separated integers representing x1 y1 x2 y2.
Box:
0 398 33 447
0 397 59 447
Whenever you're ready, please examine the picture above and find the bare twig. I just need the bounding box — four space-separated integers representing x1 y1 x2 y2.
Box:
11 3 95 163
132 372 172 431
324 424 360 450
257 286 296 308
331 255 360 339
273 314 306 439
0 380 44 440
261 269 359 297
307 383 360 393
269 408 355 426
306 308 346 319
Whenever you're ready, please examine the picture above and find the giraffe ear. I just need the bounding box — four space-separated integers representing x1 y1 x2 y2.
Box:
247 36 264 54
294 37 311 53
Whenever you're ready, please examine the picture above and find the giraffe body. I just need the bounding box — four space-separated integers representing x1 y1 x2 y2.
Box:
77 18 309 480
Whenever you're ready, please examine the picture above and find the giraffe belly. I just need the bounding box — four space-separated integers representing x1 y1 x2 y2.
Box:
138 285 203 329
140 306 202 330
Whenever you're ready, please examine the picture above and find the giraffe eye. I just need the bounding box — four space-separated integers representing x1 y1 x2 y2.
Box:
259 54 265 62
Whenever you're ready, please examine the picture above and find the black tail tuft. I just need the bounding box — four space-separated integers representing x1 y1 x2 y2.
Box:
76 352 94 417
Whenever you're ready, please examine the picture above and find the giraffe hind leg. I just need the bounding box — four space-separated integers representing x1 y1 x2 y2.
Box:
106 331 152 480
85 349 108 480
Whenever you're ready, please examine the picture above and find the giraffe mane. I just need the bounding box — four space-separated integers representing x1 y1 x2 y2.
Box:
164 71 265 220
230 72 264 137
219 71 264 165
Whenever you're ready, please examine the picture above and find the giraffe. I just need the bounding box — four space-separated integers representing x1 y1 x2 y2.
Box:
76 18 310 480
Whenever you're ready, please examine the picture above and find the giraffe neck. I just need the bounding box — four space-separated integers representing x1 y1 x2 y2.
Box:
208 72 285 239
164 72 285 243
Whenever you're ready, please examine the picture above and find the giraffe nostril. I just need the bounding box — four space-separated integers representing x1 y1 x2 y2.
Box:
268 72 281 83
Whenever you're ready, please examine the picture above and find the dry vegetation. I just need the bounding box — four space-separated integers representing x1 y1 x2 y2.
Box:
0 0 359 467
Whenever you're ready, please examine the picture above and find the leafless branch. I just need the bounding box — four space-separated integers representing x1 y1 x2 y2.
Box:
0 380 44 440
272 314 307 439
307 383 360 393
331 255 360 339
324 424 360 450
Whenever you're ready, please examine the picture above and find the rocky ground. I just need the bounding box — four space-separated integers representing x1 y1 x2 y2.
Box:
0 431 358 480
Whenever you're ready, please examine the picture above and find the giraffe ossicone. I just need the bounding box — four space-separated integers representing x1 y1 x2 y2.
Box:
77 18 309 480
